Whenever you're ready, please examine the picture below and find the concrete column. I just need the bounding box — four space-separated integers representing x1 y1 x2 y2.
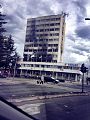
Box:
61 73 63 79
75 74 77 82
67 74 70 81
56 72 58 79
20 69 22 77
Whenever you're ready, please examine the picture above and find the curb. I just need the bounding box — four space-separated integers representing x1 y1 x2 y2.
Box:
8 92 89 103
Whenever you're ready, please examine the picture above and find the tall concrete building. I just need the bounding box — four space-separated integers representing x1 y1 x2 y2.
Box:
23 13 65 63
18 13 81 81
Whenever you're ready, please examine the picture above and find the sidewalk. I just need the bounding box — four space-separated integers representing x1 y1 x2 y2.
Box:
8 91 89 104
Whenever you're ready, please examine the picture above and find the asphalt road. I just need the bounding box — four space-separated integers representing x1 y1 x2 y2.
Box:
1 78 90 120
0 83 72 99
19 95 90 120
0 78 83 99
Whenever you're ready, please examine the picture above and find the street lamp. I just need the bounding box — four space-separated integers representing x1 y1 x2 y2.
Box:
85 18 90 20
13 57 17 79
9 62 12 77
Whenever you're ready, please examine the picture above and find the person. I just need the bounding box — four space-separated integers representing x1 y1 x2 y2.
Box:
41 75 44 84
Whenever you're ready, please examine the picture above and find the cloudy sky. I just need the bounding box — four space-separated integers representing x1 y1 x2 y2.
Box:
0 0 90 64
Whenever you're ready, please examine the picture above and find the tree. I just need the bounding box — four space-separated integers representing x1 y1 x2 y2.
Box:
5 35 15 69
0 5 20 73
11 51 21 69
0 5 7 68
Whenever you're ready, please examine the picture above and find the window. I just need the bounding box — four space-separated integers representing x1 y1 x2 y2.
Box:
50 33 53 36
54 33 59 36
44 24 49 26
44 34 48 36
25 39 29 42
24 49 28 52
38 44 42 47
54 38 59 41
53 60 57 63
35 65 39 67
45 29 49 31
45 39 48 41
50 28 54 31
48 49 52 52
50 23 54 26
55 28 60 31
37 20 41 22
55 23 60 25
54 44 58 47
56 18 60 20
29 49 33 52
36 30 39 32
50 18 55 21
48 44 53 47
34 44 38 47
39 39 43 41
40 29 44 32
53 48 58 52
49 39 53 41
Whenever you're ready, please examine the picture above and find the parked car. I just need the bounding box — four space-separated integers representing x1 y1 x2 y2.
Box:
56 78 65 82
44 76 59 84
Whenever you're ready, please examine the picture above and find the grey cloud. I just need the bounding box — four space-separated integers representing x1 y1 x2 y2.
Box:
67 46 84 56
15 6 26 19
5 15 24 35
73 43 90 54
26 0 54 17
66 40 90 56
75 25 90 39
67 34 76 42
71 49 84 56
72 0 87 24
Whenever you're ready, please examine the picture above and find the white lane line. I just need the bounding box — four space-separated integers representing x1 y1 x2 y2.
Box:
64 105 68 108
19 103 44 115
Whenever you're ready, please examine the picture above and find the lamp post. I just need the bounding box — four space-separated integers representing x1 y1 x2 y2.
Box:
85 18 90 20
13 52 18 79
9 62 12 77
13 57 17 79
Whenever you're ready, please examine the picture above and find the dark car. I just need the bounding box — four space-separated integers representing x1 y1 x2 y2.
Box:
56 78 65 82
44 76 59 84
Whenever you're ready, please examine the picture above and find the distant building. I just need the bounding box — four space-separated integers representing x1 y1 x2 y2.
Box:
18 13 81 81
23 13 65 63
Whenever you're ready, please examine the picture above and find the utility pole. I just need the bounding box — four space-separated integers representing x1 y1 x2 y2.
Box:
82 73 84 93
13 57 17 79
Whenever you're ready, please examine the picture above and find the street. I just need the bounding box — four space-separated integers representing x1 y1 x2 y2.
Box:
0 78 90 120
0 78 90 100
0 78 83 99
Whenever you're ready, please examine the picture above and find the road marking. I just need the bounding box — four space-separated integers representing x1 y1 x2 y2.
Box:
64 105 68 108
12 94 16 96
19 103 44 115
